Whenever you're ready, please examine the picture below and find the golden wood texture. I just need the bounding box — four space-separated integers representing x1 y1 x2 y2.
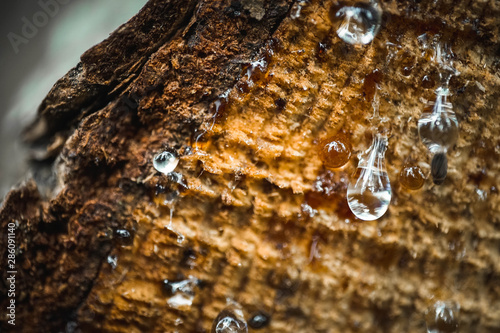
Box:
1 0 499 332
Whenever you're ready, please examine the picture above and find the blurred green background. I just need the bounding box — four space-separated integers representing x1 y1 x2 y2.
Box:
0 0 148 199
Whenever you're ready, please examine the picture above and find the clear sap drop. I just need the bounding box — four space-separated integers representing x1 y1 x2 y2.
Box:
347 135 391 221
163 277 199 310
248 311 271 329
290 0 308 19
212 304 248 333
107 255 117 269
333 1 382 45
418 88 459 154
153 151 179 175
425 301 459 333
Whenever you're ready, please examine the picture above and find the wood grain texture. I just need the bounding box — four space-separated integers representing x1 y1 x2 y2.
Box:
1 0 499 332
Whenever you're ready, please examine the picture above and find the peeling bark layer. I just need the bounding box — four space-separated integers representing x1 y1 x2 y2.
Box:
1 0 500 332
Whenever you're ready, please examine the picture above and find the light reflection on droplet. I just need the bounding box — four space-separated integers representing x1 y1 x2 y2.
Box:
153 151 179 175
212 304 248 333
331 0 382 45
107 254 117 269
418 88 459 154
400 164 426 190
114 228 134 246
425 300 459 333
347 134 391 221
318 133 352 169
163 276 199 310
248 311 271 329
290 0 309 19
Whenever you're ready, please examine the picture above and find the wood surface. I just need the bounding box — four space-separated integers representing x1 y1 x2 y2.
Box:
1 0 499 332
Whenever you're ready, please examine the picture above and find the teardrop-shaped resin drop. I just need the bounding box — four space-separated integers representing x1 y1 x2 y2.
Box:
418 88 459 154
331 0 382 45
347 134 391 221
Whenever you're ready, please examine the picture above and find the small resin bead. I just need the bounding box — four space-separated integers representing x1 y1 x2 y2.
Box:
153 151 179 175
114 229 134 246
248 311 271 329
318 133 352 169
212 304 248 333
400 164 426 190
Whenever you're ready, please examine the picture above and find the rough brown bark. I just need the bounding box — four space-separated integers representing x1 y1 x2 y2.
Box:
1 0 500 332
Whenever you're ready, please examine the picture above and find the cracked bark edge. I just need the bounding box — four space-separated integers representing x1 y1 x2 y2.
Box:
23 0 199 144
0 0 295 332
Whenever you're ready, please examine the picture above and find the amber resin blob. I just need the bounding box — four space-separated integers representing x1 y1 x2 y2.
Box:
318 132 352 169
399 164 426 190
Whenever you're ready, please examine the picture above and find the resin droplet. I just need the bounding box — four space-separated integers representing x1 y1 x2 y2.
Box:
347 135 391 221
212 304 248 333
431 151 448 185
107 255 118 269
400 164 426 190
290 0 308 19
418 88 459 154
114 228 134 246
319 133 352 169
425 301 459 333
153 151 179 175
248 311 271 329
331 0 382 45
163 276 199 310
212 97 228 125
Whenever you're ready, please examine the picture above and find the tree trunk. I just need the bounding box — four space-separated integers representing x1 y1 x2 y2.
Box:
1 0 500 332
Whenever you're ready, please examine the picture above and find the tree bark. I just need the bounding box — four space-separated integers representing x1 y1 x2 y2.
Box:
1 0 500 332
